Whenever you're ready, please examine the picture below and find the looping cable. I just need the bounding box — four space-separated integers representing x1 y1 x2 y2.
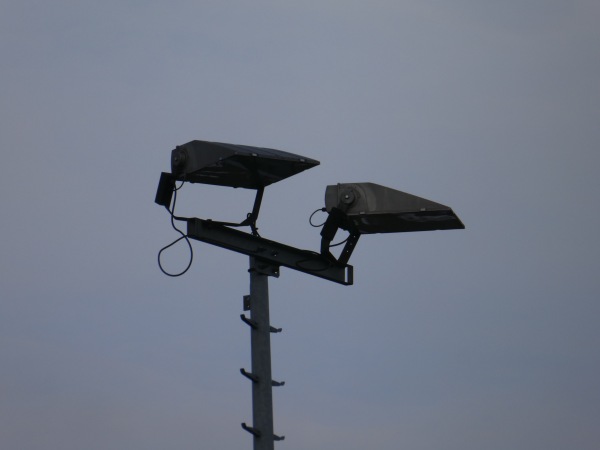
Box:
309 207 327 227
157 182 194 277
309 207 349 249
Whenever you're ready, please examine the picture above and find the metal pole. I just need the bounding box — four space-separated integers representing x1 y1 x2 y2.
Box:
247 256 277 450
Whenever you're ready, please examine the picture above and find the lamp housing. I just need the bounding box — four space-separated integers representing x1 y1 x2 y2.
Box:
170 140 319 189
325 183 464 234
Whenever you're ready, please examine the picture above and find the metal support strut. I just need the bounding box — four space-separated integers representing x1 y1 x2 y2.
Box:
241 257 285 449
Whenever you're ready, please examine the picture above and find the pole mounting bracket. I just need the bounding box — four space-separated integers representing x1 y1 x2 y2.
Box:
243 295 251 311
249 261 280 277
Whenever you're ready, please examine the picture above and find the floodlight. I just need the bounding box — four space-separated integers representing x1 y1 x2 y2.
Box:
324 182 465 234
170 140 320 189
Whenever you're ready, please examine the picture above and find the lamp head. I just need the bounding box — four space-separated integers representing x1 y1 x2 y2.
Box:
171 140 319 189
325 183 464 234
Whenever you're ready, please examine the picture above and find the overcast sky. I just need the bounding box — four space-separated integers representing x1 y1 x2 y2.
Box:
1 1 599 449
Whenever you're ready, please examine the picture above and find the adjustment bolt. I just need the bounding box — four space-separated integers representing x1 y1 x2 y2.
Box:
341 189 355 205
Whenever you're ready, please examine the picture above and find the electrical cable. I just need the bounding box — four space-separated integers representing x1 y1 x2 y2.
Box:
309 207 327 227
329 236 349 248
309 206 349 251
157 182 194 277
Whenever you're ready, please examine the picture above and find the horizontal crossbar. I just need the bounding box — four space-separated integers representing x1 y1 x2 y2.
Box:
186 218 353 285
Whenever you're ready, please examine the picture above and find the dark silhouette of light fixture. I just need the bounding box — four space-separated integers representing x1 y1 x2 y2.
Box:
155 139 464 450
